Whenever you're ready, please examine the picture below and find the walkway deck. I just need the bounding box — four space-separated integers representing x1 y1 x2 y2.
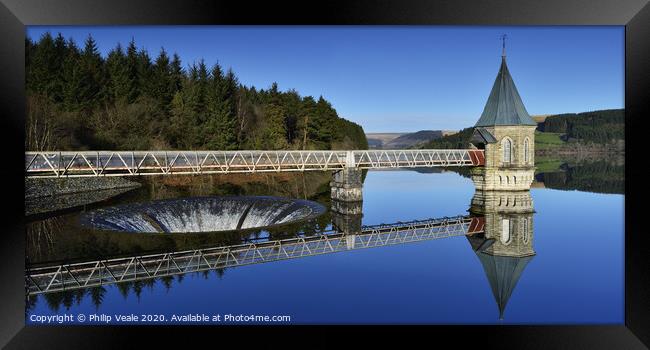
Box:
25 149 485 178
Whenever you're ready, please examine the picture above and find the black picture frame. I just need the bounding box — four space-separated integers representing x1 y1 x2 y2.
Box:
1 0 648 348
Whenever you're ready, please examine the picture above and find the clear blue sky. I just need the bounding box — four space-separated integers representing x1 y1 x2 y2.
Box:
27 26 624 133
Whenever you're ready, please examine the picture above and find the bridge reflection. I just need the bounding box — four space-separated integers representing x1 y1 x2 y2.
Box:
26 214 484 296
26 169 536 321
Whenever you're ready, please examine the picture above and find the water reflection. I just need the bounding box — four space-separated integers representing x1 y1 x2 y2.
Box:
534 158 624 194
468 190 535 320
26 168 541 323
430 157 624 195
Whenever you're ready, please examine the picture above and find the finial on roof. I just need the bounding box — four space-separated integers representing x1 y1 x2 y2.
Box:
501 34 507 58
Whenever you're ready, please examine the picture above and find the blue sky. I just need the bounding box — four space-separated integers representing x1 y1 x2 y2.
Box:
27 26 624 133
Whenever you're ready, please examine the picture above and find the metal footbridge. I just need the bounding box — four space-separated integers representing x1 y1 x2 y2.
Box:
25 149 485 178
26 215 485 295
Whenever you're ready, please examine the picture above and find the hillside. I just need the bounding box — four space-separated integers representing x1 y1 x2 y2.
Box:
536 109 623 144
420 109 624 154
385 130 444 149
366 133 405 149
366 130 457 149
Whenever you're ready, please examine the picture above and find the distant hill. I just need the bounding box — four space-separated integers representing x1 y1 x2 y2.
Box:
385 130 444 149
365 133 405 149
366 130 457 149
531 114 552 123
418 108 624 153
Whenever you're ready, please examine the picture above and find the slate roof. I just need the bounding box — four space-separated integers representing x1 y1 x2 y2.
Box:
475 57 537 127
472 127 497 144
476 252 534 320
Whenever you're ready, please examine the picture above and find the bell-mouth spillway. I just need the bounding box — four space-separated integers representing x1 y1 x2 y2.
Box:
79 196 326 233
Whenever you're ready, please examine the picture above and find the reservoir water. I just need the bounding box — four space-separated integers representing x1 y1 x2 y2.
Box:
25 165 624 324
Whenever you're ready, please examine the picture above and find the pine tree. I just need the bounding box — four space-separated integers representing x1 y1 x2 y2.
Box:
125 38 140 102
259 82 288 149
51 33 68 102
28 32 59 98
106 43 130 102
262 103 288 150
168 53 184 101
152 48 173 108
204 65 238 149
61 38 82 111
136 48 153 99
76 34 105 111
296 96 319 149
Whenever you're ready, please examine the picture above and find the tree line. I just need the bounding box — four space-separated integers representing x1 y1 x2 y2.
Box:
418 127 474 149
535 161 624 194
538 109 624 144
25 32 367 151
419 108 624 150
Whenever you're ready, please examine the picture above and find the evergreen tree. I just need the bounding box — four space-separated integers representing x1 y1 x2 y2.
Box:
151 48 173 108
136 48 153 99
61 38 83 111
296 96 319 149
106 43 130 102
125 38 140 102
28 32 59 99
262 103 288 149
51 33 68 102
25 32 368 152
204 66 238 149
170 53 184 94
76 34 105 111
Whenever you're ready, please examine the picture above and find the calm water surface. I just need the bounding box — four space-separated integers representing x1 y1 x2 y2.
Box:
26 169 624 324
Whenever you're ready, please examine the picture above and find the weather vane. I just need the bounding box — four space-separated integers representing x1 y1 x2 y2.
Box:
501 34 507 57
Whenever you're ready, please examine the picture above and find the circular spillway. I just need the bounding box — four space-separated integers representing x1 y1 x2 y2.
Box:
79 196 326 233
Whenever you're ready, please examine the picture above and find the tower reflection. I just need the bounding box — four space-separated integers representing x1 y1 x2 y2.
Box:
468 189 535 320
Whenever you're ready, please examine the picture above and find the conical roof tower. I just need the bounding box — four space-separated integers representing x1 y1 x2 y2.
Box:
474 42 536 127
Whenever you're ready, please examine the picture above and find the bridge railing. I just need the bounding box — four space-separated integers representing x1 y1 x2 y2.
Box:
25 215 485 295
24 149 484 178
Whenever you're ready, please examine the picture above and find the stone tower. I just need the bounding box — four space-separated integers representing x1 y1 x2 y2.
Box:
470 49 537 191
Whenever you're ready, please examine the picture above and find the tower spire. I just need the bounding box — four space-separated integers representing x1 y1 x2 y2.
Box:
501 34 507 58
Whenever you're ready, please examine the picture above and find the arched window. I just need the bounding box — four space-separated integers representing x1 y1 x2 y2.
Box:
501 219 511 244
524 138 530 163
523 218 530 244
502 138 512 164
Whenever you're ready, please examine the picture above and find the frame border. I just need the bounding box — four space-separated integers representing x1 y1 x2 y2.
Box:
1 0 648 348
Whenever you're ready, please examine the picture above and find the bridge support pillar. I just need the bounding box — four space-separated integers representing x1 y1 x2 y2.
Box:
330 168 363 202
330 200 362 250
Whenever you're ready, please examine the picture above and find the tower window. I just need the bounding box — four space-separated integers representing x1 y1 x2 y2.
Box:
501 218 511 244
523 218 530 244
524 138 530 163
503 138 512 164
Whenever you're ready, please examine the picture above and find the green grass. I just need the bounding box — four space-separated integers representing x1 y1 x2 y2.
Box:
534 156 565 173
535 131 565 150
